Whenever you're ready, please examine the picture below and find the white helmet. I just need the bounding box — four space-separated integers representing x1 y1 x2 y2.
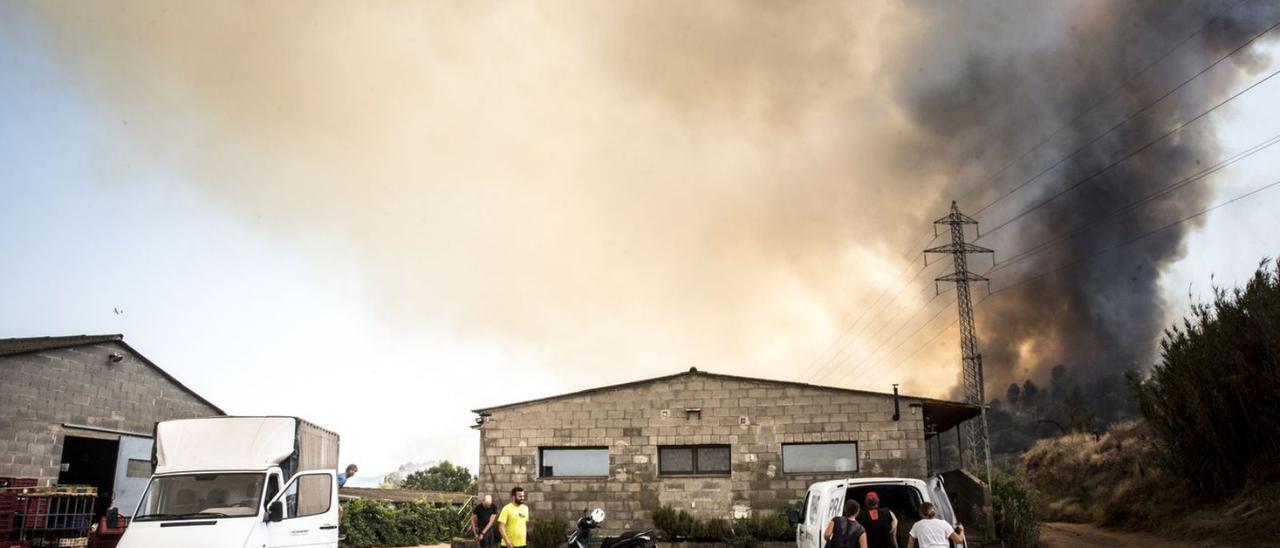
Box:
591 508 606 524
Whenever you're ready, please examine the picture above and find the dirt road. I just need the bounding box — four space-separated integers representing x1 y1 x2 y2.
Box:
1040 522 1208 547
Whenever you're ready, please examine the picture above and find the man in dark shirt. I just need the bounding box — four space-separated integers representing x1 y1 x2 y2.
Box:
473 495 499 548
856 491 899 548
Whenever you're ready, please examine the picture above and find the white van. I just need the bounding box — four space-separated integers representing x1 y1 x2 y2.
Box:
118 416 341 548
792 476 965 548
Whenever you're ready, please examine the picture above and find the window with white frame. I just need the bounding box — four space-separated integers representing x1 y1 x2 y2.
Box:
782 442 858 473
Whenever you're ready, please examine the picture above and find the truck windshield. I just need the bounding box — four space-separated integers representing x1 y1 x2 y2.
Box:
134 473 266 520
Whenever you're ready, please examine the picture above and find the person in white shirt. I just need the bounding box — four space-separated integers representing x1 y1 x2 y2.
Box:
906 502 964 548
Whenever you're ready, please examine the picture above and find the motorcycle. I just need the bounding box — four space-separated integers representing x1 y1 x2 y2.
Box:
567 508 655 548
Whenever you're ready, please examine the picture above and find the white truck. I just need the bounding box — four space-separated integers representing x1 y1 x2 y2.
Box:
117 416 341 548
790 476 965 548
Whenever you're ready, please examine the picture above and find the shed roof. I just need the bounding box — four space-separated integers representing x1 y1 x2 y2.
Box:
0 334 225 415
472 368 978 435
0 334 126 356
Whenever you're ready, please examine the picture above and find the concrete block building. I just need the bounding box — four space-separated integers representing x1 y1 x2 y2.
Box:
472 368 976 534
0 334 224 515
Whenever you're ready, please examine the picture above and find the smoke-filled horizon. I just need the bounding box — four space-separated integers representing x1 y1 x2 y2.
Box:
11 0 1278 402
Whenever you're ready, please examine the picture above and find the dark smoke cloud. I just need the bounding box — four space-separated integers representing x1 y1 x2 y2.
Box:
894 0 1278 391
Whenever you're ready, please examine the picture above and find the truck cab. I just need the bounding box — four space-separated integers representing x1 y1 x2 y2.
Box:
794 476 964 548
118 416 341 548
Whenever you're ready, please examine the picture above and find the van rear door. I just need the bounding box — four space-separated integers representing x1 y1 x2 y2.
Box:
927 476 957 524
927 476 966 548
797 488 822 548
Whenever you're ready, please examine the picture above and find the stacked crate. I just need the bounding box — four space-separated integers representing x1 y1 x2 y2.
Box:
0 486 94 548
0 478 38 543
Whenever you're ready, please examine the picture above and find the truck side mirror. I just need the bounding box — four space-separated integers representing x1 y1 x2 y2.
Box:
268 500 284 523
787 510 801 527
106 507 120 529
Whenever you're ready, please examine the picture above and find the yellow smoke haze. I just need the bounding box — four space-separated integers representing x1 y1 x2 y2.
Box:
23 0 1027 397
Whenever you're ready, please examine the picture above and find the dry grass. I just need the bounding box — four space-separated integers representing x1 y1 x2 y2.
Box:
1022 421 1176 526
1022 420 1280 546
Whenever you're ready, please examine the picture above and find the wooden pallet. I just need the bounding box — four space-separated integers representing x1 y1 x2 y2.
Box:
0 486 96 496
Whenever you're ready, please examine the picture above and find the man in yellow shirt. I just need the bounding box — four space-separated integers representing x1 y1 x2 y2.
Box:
498 486 530 548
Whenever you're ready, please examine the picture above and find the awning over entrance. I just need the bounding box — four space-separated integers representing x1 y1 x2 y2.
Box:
919 399 981 438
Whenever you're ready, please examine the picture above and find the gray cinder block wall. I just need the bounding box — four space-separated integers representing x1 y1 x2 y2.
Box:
0 339 222 484
475 370 936 535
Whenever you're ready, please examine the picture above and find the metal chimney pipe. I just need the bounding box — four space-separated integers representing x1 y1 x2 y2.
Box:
892 384 901 421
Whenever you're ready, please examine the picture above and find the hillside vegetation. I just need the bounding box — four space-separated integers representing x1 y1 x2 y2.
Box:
1021 259 1280 546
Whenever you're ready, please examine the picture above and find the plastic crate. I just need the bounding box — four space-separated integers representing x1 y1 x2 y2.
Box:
19 499 48 530
0 479 37 489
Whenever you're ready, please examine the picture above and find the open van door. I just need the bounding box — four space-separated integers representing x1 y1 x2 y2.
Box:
266 470 339 548
797 482 845 548
796 488 822 548
927 476 966 548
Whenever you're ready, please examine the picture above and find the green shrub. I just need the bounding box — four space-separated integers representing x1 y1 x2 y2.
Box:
528 516 570 548
733 511 793 542
990 469 1040 548
340 498 457 548
696 517 733 542
652 504 697 540
652 505 795 543
1136 259 1280 496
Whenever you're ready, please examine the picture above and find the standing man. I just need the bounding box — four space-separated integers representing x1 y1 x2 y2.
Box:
473 495 499 548
338 464 358 488
498 486 530 548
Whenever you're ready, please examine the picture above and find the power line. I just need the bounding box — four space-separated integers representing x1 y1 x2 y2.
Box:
798 252 925 381
828 279 964 384
978 62 1280 241
803 256 947 383
828 292 949 385
799 227 942 381
967 0 1253 216
808 271 943 384
989 130 1280 274
985 176 1280 299
826 264 973 386
972 16 1280 225
836 299 956 387
858 309 964 390
856 260 996 389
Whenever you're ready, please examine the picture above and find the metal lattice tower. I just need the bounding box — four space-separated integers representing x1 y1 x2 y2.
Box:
925 201 994 482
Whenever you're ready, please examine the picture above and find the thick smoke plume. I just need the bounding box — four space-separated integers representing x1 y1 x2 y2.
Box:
12 0 1276 397
895 0 1277 392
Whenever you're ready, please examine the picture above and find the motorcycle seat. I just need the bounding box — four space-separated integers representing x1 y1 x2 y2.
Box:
602 530 650 548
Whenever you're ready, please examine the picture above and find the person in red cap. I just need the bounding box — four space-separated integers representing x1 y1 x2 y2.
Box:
855 491 899 548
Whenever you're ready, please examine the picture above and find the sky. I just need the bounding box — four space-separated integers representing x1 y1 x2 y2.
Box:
2 1 1278 485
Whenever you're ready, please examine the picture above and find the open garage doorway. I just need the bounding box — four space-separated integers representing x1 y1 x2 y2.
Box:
58 436 118 521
